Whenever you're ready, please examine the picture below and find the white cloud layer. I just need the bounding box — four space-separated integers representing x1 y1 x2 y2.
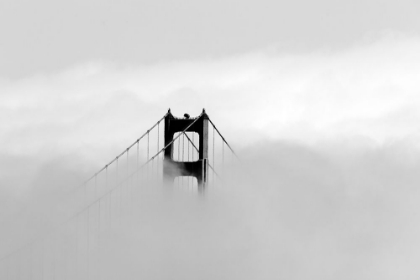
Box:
1 35 420 279
1 35 420 157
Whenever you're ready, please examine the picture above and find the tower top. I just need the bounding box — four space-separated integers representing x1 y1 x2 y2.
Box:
166 108 208 120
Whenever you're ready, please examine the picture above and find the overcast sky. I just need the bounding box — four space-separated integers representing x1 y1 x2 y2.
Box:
1 1 420 279
1 0 419 78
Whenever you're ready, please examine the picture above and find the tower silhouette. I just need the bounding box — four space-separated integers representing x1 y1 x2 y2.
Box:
163 109 209 190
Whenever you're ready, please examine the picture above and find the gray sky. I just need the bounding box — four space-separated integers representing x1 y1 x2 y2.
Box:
1 0 419 78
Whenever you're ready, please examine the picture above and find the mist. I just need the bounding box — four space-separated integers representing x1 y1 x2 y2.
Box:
1 34 420 279
2 138 420 279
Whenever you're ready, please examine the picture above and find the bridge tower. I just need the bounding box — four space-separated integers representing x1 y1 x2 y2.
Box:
163 109 209 190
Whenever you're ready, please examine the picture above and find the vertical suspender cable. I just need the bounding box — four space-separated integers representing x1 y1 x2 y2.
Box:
147 131 150 181
177 133 180 188
84 182 87 210
151 135 154 181
106 165 110 232
87 207 90 280
126 149 129 210
97 197 101 280
3 255 6 280
13 248 16 280
192 132 195 188
213 126 215 184
182 133 185 187
147 131 150 160
29 244 32 280
187 133 190 188
157 122 160 181
135 140 139 200
222 141 224 173
3 254 6 280
105 166 108 191
178 133 180 161
116 157 119 188
93 174 97 279
116 157 119 221
232 147 234 181
51 236 54 280
192 133 195 160
136 140 139 174
136 141 139 193
76 213 80 279
94 175 97 204
232 148 234 164
41 239 44 280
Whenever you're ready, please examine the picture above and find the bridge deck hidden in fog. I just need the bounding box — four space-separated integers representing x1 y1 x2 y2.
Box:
0 109 238 279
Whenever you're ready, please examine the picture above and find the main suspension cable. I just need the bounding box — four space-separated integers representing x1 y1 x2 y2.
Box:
207 118 239 160
83 112 168 185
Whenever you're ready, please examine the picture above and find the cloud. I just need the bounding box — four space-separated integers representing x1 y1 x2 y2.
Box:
3 138 418 279
1 35 420 279
1 0 419 78
1 35 420 158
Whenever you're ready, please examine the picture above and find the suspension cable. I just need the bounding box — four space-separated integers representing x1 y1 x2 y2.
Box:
207 118 239 159
146 112 204 164
83 112 169 185
0 112 226 266
180 131 219 179
181 132 198 152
